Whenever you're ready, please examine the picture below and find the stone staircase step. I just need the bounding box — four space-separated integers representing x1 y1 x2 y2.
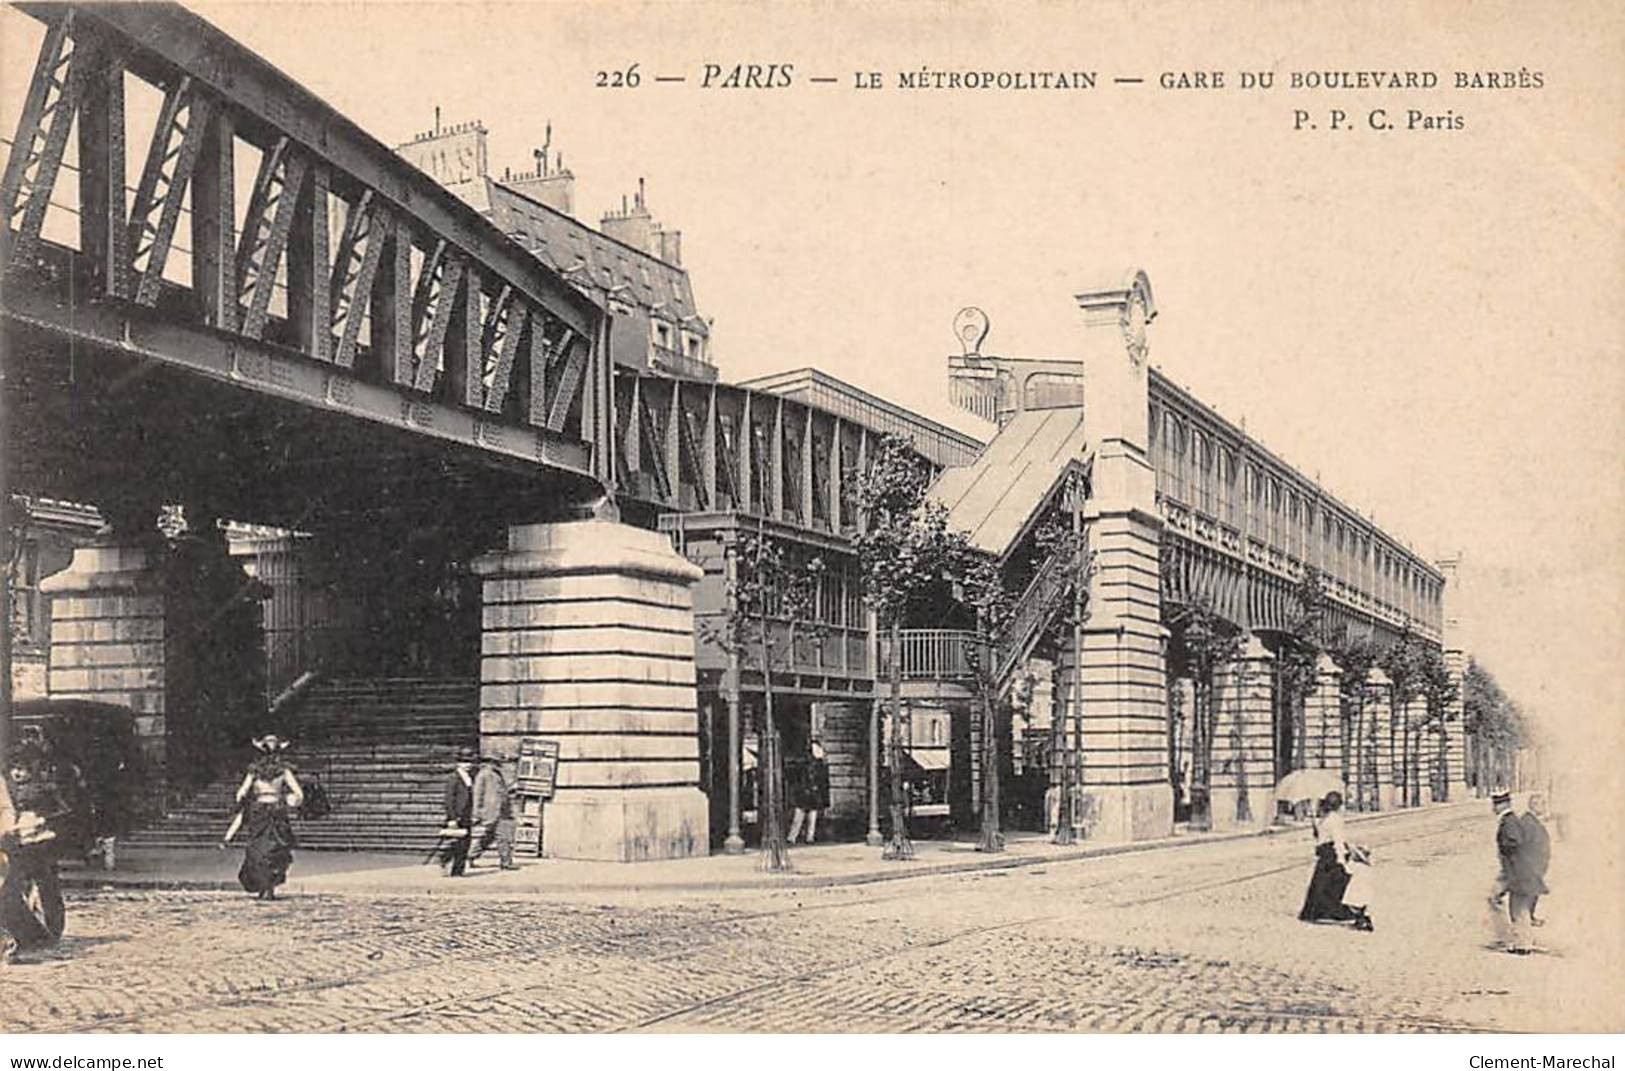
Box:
128 676 479 853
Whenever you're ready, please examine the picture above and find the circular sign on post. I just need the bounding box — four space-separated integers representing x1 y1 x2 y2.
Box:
953 307 990 358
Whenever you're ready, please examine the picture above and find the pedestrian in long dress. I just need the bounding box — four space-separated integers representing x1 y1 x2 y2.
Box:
1298 791 1372 929
223 735 303 900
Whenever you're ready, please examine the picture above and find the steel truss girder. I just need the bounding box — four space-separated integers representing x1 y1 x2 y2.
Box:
546 333 587 432
330 191 388 369
2 12 79 273
1 270 595 478
13 2 598 341
234 136 308 339
127 75 214 306
2 3 608 488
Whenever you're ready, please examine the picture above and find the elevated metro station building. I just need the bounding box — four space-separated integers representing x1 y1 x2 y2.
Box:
3 3 1471 862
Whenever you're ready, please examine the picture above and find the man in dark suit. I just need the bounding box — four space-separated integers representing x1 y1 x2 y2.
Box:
1523 794 1553 927
1492 791 1546 953
437 746 476 877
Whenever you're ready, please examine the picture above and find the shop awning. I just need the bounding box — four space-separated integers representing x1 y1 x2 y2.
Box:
908 748 950 772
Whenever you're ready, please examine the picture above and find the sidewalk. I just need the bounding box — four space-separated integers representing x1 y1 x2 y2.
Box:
60 801 1476 897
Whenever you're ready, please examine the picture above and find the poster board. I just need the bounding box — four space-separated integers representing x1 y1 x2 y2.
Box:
516 737 560 800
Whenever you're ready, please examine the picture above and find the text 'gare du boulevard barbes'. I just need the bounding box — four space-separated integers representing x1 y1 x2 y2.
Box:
2 3 1488 865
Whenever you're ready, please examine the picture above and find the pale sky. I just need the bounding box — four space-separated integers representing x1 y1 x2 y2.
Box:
3 1 1621 772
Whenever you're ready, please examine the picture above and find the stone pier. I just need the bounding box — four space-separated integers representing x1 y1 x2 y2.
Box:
1210 636 1276 830
1365 669 1396 810
1303 655 1344 777
40 539 168 790
474 520 709 861
1066 270 1173 842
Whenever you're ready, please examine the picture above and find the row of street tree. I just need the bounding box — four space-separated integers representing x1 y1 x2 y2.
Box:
1168 557 1526 829
715 431 1526 873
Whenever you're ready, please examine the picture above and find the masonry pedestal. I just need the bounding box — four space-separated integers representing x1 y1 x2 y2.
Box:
474 521 709 862
1210 636 1276 831
39 539 168 796
1062 453 1172 843
1303 656 1343 776
1365 670 1396 810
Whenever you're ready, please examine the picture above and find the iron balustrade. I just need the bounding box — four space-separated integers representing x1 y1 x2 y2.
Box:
650 343 717 382
878 629 982 681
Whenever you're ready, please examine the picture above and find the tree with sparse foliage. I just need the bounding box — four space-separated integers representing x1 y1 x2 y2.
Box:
1167 593 1245 831
1462 658 1523 793
1277 569 1328 773
703 525 826 872
853 434 964 861
1032 510 1094 844
957 551 1015 852
1378 627 1428 807
1328 632 1379 810
1418 647 1460 802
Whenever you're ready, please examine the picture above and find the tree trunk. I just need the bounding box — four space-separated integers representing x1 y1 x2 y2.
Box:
1387 693 1400 808
1189 673 1212 832
1338 696 1353 804
1437 721 1449 801
1053 684 1073 844
977 652 1003 852
882 615 912 860
1234 662 1252 825
757 625 792 872
1293 686 1307 773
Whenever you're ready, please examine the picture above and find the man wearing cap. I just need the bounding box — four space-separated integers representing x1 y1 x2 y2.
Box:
438 746 477 877
468 754 518 870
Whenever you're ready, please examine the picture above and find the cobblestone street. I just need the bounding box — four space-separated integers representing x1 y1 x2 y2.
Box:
3 805 1612 1033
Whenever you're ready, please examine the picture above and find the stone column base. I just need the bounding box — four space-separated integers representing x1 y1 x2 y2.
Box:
1206 787 1276 832
1079 782 1173 842
1377 784 1400 810
475 520 708 864
544 787 710 862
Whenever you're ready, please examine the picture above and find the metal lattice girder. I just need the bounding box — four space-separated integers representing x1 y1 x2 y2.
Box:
190 108 235 326
413 249 463 394
479 289 525 413
127 74 214 306
287 162 332 360
637 381 672 503
330 192 389 369
545 330 586 433
2 11 79 272
75 27 129 300
378 216 413 386
525 312 551 427
682 406 715 516
234 137 308 339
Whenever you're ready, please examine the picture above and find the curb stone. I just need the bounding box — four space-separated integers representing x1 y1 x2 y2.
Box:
59 800 1478 897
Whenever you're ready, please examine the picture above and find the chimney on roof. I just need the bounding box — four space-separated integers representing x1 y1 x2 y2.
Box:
600 179 683 265
498 120 576 215
392 114 490 209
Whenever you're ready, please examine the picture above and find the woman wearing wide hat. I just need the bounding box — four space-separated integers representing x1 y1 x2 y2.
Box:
223 734 304 900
